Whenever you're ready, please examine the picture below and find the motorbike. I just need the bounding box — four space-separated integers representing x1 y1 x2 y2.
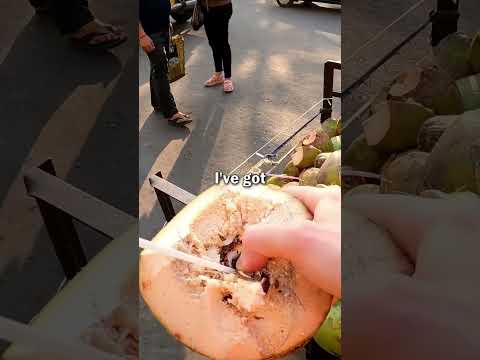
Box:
170 0 196 23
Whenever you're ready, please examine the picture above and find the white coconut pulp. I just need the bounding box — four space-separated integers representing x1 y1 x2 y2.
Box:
140 185 332 360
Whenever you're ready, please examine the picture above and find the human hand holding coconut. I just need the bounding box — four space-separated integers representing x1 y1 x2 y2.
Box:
343 193 480 360
237 185 341 299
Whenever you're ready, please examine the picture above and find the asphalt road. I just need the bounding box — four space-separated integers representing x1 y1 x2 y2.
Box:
139 1 341 359
0 0 137 353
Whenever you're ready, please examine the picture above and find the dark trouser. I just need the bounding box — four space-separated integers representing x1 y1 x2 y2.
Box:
147 32 179 118
50 0 95 34
203 3 233 78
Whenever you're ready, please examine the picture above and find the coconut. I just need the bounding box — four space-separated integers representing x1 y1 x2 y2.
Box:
455 73 480 112
424 109 480 193
266 176 288 187
469 32 480 73
433 32 473 80
417 115 458 152
344 184 380 198
318 150 341 186
387 65 462 115
314 300 341 357
302 129 332 152
362 100 434 153
344 135 387 172
331 136 341 151
139 185 331 360
299 168 322 186
380 151 429 194
314 153 330 169
291 145 321 169
321 118 339 138
283 161 300 177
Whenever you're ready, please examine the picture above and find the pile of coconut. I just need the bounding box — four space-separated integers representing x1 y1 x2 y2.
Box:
344 31 480 198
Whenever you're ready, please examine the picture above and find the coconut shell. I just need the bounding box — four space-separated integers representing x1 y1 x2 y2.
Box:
291 145 321 169
140 185 331 360
434 32 473 80
424 109 480 193
362 100 434 153
468 32 480 73
299 168 322 186
381 151 429 194
344 135 387 172
417 115 458 152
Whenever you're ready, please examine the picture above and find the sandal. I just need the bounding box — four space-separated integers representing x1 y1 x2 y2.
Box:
71 24 127 50
224 79 234 93
204 73 225 87
167 113 192 127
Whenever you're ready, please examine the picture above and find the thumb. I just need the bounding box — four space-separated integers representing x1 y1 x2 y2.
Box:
238 221 341 298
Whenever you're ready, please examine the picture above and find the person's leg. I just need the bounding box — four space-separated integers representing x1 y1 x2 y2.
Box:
51 0 94 34
203 9 225 86
148 33 179 119
220 4 233 79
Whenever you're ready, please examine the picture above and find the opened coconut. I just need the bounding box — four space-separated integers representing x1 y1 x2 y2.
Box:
344 135 387 172
417 115 458 152
380 151 429 194
433 32 473 80
139 185 331 360
424 109 480 193
362 100 434 153
291 145 321 169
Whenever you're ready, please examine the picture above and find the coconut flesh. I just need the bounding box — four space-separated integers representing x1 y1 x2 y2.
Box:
140 185 331 360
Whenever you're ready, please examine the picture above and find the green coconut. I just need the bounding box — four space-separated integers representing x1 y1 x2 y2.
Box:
344 135 388 172
388 65 463 115
314 153 330 169
455 73 480 112
434 32 473 80
299 167 322 186
468 32 480 73
424 109 480 193
417 115 458 152
344 184 380 198
266 176 288 187
331 136 341 151
318 150 341 186
283 161 300 177
362 100 434 153
321 118 339 138
291 145 321 169
303 129 332 152
381 151 429 194
314 300 341 357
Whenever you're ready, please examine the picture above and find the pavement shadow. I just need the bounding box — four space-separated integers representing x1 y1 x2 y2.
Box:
0 13 122 205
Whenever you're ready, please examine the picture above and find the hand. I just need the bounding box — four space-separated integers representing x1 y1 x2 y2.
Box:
343 193 480 360
237 185 341 299
140 34 155 53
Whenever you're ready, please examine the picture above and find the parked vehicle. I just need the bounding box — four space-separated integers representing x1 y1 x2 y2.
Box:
276 0 341 7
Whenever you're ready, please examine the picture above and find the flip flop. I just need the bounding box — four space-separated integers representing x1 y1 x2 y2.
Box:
71 24 127 50
167 113 192 127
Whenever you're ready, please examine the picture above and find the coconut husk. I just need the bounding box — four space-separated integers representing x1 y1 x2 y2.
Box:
417 115 459 152
291 145 321 169
380 151 429 194
433 32 473 80
318 150 341 186
283 161 300 177
468 32 480 73
321 118 339 138
344 135 388 172
303 129 332 152
362 100 434 153
424 109 480 193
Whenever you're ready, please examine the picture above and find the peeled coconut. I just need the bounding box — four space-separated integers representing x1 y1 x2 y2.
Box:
344 135 387 172
299 167 322 186
387 65 462 115
139 185 332 360
303 129 332 152
381 151 429 194
424 109 480 193
434 32 473 80
468 32 480 73
291 145 321 169
417 115 458 152
362 100 434 153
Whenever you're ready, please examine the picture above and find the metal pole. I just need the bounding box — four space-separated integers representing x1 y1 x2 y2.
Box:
431 0 460 46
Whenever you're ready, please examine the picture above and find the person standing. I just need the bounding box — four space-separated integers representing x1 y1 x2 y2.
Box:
201 0 234 93
139 0 191 126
